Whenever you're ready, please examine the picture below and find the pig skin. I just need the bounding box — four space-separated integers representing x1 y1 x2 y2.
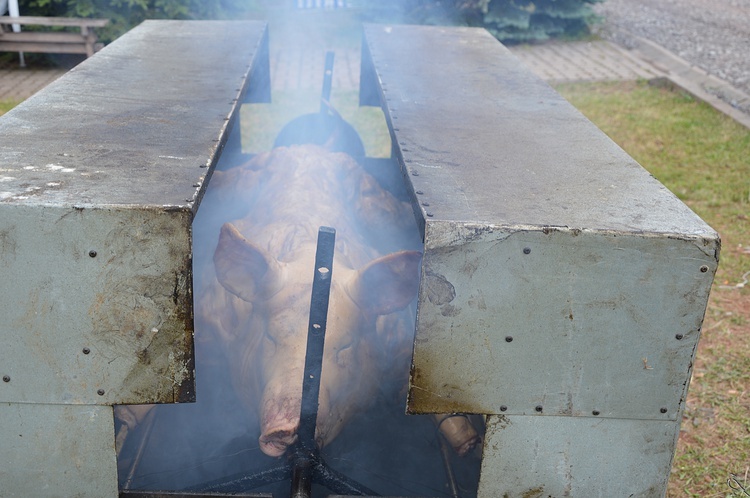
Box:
433 414 482 457
197 144 422 458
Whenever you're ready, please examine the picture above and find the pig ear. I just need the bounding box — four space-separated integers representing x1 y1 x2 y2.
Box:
213 223 284 301
348 250 422 316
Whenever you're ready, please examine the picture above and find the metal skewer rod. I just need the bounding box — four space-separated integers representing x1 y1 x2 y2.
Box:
320 51 335 115
297 226 336 451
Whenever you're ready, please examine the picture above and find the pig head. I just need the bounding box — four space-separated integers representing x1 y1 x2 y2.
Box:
202 145 422 458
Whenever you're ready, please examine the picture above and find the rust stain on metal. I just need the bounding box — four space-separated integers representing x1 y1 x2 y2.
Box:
85 210 195 404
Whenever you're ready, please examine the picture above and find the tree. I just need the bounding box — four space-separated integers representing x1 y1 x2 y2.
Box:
366 0 602 44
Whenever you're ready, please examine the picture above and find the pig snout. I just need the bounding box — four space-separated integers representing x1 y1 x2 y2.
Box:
258 379 334 457
259 394 301 457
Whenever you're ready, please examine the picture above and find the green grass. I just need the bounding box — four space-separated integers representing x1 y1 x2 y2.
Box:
556 80 750 289
240 89 391 157
556 80 750 498
0 99 20 116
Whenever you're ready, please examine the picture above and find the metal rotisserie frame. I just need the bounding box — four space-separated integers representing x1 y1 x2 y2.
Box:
0 19 719 498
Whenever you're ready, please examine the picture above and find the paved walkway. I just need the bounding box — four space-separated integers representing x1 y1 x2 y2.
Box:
2 32 749 129
0 64 66 101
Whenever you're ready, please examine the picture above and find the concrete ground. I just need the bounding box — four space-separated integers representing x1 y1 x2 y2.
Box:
1 22 749 129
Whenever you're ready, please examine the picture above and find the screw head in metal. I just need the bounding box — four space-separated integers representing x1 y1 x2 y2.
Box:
415 190 424 195
675 333 684 340
2 375 10 383
523 247 531 255
426 212 434 218
500 405 508 412
592 410 600 416
97 389 105 396
660 407 668 414
422 202 430 207
700 265 709 273
535 405 543 413
82 347 91 355
505 336 513 343
88 250 97 258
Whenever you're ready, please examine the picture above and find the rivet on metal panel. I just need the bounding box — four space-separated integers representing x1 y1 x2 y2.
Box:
700 265 709 273
88 250 97 258
535 405 543 413
426 212 434 218
592 410 600 416
97 389 105 396
82 347 91 355
505 336 513 343
192 183 201 188
405 159 413 163
523 247 531 255
200 164 207 168
402 147 409 152
2 375 10 383
675 334 684 340
660 407 668 414
415 191 424 195
500 405 508 412
422 202 430 207
411 170 419 176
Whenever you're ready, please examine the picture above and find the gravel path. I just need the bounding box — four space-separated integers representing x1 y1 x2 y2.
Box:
594 0 750 96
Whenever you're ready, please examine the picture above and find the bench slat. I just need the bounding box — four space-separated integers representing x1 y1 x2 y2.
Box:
0 16 109 28
0 41 90 54
0 31 92 43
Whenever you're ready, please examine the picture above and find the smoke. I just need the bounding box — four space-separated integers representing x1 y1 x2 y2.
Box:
115 6 483 497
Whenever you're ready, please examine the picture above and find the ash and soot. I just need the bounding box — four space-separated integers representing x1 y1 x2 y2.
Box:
113 50 483 496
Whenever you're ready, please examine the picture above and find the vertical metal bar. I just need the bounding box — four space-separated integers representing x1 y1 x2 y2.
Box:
290 451 314 498
320 51 335 114
438 434 460 498
297 226 336 451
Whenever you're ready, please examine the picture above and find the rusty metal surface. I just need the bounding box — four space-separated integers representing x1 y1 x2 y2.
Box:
0 20 268 407
408 226 716 420
0 205 194 404
360 24 720 497
0 403 118 496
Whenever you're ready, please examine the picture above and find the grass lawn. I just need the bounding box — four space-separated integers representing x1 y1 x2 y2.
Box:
0 99 20 116
557 80 750 498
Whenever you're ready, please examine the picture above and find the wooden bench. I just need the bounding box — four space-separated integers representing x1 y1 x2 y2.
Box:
0 16 109 57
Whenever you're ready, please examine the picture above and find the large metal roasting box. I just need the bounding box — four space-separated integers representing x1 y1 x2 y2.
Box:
0 19 718 498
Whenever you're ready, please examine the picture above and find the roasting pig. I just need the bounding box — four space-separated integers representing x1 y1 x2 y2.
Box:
194 144 422 458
